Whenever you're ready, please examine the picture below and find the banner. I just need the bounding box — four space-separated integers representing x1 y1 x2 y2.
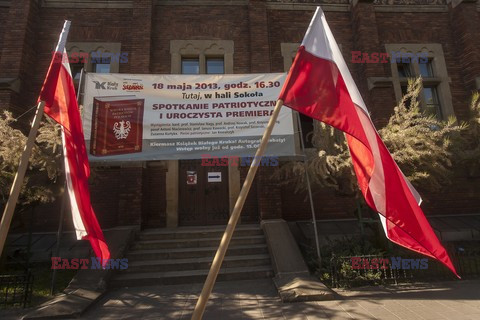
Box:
82 73 295 161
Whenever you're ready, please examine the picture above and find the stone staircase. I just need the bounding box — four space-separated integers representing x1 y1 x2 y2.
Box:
110 224 273 288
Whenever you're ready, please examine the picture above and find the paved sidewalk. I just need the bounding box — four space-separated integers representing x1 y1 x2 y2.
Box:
78 279 480 320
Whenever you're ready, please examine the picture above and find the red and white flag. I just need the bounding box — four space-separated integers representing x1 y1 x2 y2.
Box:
279 7 458 277
38 21 110 264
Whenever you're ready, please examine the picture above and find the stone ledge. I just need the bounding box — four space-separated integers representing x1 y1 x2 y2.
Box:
22 289 103 320
274 274 335 302
41 0 133 9
262 219 335 302
367 77 393 90
156 0 248 5
0 78 21 93
267 3 351 11
22 226 136 320
374 4 448 11
261 219 310 277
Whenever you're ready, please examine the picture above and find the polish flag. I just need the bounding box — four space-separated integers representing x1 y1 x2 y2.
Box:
38 21 110 264
279 7 458 276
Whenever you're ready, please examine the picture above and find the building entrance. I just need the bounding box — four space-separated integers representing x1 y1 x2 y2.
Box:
178 160 230 226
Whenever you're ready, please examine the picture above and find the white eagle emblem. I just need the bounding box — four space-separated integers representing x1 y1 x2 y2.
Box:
113 120 131 140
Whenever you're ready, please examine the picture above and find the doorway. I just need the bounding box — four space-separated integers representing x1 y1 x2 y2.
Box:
178 160 229 226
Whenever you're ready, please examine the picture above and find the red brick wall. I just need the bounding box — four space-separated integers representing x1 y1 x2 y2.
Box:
239 166 260 223
421 176 480 216
1 1 479 229
89 166 143 228
375 11 471 121
249 0 271 72
256 166 282 219
268 10 355 73
142 165 167 228
151 5 251 74
449 1 480 107
280 184 357 221
32 7 134 96
0 6 8 64
130 0 154 73
0 0 40 115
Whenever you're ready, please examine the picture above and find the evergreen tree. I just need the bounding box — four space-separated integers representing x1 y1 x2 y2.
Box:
454 92 480 177
0 110 62 213
274 77 472 199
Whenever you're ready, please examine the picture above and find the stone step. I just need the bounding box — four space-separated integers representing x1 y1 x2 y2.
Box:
132 235 265 250
127 244 269 261
111 265 274 288
138 224 263 241
126 254 271 273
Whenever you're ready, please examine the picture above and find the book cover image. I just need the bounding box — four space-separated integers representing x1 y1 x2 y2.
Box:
90 96 145 157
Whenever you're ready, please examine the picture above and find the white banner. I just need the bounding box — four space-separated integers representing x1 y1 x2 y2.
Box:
82 73 295 161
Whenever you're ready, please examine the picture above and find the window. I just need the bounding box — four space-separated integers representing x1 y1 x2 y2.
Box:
66 42 121 74
423 86 442 118
206 58 224 74
181 58 200 74
70 62 84 91
93 57 111 73
387 44 454 120
419 59 434 78
397 63 413 78
66 42 122 100
170 40 233 74
180 57 224 75
299 113 314 148
281 42 315 150
419 59 442 119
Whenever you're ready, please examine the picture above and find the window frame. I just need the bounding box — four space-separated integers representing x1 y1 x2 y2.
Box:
181 58 201 74
66 42 122 74
386 43 454 120
281 42 316 151
170 40 233 74
206 57 225 74
66 42 122 101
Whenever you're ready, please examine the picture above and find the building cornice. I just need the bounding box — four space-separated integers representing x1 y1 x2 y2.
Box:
374 4 448 10
41 0 133 8
37 0 477 11
156 0 247 5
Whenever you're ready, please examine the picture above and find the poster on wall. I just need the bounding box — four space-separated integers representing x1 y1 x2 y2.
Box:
187 171 197 185
207 172 222 183
82 73 296 161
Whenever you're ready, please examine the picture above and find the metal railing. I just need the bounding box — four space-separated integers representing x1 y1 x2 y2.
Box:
0 272 34 308
330 252 480 288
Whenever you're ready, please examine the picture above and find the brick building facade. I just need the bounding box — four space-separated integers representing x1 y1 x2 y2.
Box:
1 0 479 231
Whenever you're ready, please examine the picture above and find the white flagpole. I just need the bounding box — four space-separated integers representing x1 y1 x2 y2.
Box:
0 101 46 258
191 99 283 320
